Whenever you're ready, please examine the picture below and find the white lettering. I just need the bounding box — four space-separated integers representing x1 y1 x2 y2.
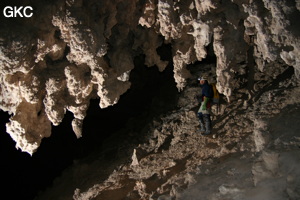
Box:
23 6 33 18
3 6 13 18
3 6 33 18
14 6 23 17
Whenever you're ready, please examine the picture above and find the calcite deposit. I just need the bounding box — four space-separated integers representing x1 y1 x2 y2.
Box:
36 64 300 200
0 0 299 155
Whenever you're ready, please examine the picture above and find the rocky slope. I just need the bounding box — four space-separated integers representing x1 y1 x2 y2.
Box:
1 0 299 155
35 63 300 200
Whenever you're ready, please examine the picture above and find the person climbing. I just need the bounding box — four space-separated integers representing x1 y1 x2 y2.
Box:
197 76 213 135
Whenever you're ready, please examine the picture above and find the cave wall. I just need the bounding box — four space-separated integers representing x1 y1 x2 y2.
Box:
0 0 299 154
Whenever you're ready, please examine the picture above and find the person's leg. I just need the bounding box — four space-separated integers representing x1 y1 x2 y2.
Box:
197 112 206 133
203 114 211 135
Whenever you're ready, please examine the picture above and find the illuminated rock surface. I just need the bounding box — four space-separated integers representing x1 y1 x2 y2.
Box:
0 0 300 199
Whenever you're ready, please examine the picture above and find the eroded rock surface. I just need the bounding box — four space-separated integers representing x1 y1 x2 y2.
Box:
0 0 299 155
35 64 300 200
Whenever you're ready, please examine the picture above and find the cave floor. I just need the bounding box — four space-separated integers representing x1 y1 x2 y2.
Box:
35 68 300 200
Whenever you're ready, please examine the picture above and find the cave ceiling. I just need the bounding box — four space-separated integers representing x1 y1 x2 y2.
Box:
0 0 299 154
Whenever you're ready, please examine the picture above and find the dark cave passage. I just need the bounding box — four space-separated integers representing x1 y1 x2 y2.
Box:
0 55 179 200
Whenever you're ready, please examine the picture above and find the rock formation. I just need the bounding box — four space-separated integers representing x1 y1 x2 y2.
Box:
0 0 299 157
35 64 300 200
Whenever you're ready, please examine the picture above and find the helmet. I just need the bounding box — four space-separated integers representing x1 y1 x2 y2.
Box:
198 76 208 81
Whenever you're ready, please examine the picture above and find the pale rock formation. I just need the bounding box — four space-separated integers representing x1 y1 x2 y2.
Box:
243 0 300 77
1 0 300 154
138 0 156 28
41 66 300 200
157 0 182 41
6 101 51 155
133 28 168 72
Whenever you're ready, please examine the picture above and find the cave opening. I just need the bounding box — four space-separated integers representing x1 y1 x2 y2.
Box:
187 42 217 84
0 52 179 199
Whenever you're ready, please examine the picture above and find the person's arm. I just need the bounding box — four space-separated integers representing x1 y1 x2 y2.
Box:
202 96 209 110
201 84 210 110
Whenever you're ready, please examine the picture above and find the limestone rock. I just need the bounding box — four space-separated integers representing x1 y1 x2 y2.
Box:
1 0 300 154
